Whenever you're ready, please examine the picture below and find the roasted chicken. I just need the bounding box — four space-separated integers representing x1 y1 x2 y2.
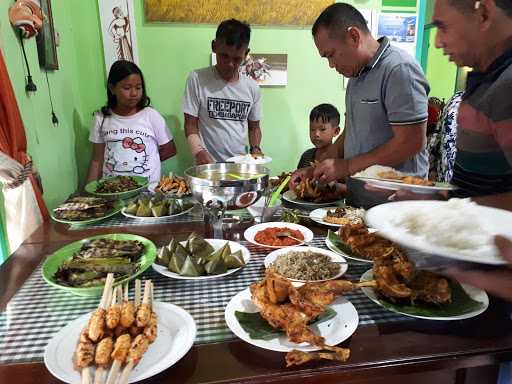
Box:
250 269 373 365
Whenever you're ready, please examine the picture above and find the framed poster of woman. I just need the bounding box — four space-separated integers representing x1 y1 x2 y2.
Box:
36 0 58 70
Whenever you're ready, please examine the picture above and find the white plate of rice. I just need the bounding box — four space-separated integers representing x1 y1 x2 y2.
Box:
365 199 512 265
264 246 348 282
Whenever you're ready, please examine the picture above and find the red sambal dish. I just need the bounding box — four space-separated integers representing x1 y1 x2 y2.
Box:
254 227 304 247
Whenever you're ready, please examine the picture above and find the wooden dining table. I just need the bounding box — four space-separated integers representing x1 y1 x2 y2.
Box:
1 193 512 384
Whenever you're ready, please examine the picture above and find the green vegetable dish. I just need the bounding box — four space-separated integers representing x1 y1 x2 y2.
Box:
42 234 157 296
155 233 247 277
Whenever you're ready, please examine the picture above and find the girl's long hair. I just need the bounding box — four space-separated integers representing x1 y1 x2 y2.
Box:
101 60 151 116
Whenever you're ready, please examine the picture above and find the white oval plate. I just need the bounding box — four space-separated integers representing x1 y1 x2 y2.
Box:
243 222 314 249
282 190 344 208
264 246 348 282
44 301 196 384
352 176 457 194
226 154 272 165
360 270 489 320
309 207 365 228
121 204 194 221
152 239 251 280
324 232 374 264
366 200 512 265
225 287 358 352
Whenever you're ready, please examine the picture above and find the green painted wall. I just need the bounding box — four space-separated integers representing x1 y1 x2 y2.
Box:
0 1 83 210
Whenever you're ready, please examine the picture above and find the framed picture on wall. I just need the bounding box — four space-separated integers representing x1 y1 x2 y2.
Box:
36 0 59 70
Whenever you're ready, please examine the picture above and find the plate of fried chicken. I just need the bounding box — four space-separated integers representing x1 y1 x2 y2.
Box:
359 249 489 321
225 269 372 366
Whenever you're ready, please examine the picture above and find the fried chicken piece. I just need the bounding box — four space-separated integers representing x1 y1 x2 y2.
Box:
285 347 350 367
409 270 452 305
401 176 435 186
111 333 131 362
87 308 106 342
95 337 114 367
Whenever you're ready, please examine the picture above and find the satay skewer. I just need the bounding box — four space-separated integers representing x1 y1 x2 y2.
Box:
76 273 114 384
106 286 122 330
105 333 131 384
120 282 135 328
119 281 153 384
93 336 114 384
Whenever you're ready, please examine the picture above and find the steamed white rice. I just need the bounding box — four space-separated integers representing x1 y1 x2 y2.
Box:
393 198 491 251
353 165 403 178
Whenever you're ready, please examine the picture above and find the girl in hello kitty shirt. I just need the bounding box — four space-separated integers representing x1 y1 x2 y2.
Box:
86 60 176 187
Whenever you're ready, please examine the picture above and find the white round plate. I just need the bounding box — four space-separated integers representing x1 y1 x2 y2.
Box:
225 287 359 352
352 176 457 194
366 201 512 265
44 301 196 384
309 207 364 228
324 233 373 264
152 239 251 280
121 204 194 221
226 154 272 165
243 222 314 249
264 246 347 282
360 270 489 320
282 190 344 208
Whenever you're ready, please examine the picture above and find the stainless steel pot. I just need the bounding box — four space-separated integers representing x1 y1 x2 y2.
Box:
185 163 269 238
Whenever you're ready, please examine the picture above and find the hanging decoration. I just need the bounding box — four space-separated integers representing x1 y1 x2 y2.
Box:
98 0 139 75
8 0 43 39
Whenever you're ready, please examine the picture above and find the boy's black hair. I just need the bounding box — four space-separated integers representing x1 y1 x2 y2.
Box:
215 19 251 49
309 104 340 126
312 3 370 38
101 60 150 116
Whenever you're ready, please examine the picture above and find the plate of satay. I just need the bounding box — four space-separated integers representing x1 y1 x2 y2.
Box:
225 269 365 367
352 165 457 194
44 275 196 384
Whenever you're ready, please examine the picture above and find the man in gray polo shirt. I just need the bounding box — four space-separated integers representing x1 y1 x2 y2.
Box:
291 3 429 206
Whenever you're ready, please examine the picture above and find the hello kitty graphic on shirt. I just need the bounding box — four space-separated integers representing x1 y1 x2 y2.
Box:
105 136 149 174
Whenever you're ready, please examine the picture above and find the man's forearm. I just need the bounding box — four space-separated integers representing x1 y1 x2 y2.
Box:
248 121 262 148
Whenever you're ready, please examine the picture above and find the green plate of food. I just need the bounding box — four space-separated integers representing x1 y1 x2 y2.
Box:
85 175 148 199
42 234 157 297
50 197 123 225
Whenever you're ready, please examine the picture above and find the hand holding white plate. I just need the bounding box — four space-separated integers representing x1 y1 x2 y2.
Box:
365 200 512 265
